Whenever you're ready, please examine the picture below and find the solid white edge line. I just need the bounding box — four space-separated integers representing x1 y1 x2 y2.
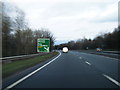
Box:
103 74 120 87
80 52 119 61
85 61 91 65
100 55 119 61
5 51 61 89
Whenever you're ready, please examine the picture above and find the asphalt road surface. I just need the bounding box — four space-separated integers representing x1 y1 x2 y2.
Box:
4 51 120 88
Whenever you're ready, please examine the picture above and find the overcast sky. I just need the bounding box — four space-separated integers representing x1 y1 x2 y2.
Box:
4 0 118 45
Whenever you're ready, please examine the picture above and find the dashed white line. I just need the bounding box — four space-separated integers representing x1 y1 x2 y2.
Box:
103 74 120 87
5 51 61 89
85 61 91 65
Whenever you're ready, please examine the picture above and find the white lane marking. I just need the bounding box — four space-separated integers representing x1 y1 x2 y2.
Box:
103 74 120 87
96 54 119 61
5 51 61 89
79 57 82 59
85 61 91 65
101 56 119 61
79 52 119 61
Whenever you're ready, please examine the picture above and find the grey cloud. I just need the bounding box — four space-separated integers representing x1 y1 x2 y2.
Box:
95 17 117 23
43 2 111 18
7 0 118 44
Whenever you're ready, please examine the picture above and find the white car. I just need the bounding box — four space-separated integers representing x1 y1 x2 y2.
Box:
62 47 68 53
96 48 102 52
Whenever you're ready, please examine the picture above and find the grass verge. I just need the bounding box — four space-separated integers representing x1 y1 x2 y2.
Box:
3 52 58 78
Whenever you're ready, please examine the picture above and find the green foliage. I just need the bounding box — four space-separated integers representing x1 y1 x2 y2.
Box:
3 52 58 78
55 26 120 51
2 2 55 57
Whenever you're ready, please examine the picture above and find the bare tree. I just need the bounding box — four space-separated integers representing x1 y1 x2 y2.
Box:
2 2 13 56
33 28 55 52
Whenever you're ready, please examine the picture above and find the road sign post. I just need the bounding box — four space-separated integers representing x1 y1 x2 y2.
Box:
37 38 50 52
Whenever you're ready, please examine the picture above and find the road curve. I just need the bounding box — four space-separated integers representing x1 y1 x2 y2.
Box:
3 51 120 88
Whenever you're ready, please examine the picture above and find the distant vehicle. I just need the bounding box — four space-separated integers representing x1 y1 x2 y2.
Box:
62 47 68 53
96 48 102 52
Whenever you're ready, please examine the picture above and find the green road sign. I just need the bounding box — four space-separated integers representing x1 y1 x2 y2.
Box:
37 38 50 52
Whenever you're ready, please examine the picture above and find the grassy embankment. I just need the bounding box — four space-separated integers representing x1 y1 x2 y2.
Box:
3 52 58 78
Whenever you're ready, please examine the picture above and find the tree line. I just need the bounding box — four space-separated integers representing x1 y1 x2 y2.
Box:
55 26 120 51
2 2 55 57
